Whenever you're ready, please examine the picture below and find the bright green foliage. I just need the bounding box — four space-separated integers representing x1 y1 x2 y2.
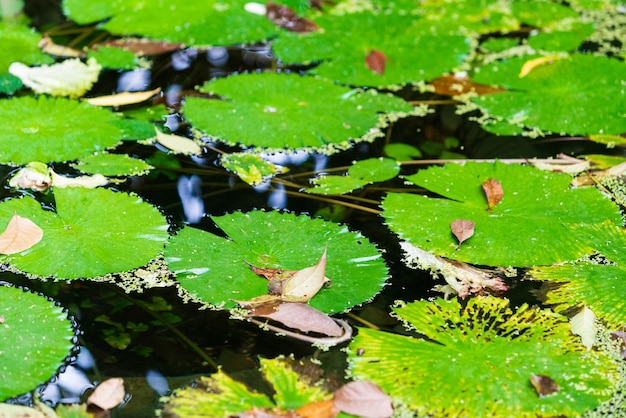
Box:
73 153 154 177
0 23 53 73
272 11 470 87
511 1 578 29
0 285 75 400
384 143 422 161
381 161 622 266
471 54 626 136
531 223 626 327
163 358 329 417
165 210 388 313
349 297 618 417
87 46 137 70
62 0 279 46
307 157 399 195
0 188 169 279
183 72 413 152
220 152 286 186
0 96 123 165
527 23 595 52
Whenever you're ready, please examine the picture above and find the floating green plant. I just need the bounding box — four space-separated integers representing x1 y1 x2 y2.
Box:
382 161 622 266
73 153 154 177
183 72 415 153
220 152 286 186
0 285 76 400
306 157 399 195
165 210 388 313
348 296 618 417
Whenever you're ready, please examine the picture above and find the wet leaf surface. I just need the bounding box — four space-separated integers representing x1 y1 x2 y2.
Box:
0 214 43 255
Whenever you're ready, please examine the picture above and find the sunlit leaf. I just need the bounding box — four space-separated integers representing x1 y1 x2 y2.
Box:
0 22 53 74
221 152 286 186
0 214 43 254
282 248 329 301
73 153 154 177
518 55 564 78
570 305 597 350
85 87 161 106
39 34 84 57
50 170 109 188
87 46 137 70
481 177 503 209
250 302 343 336
154 128 203 155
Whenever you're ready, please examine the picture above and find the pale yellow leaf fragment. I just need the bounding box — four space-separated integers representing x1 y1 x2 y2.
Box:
0 214 44 255
85 87 161 106
283 247 330 302
51 169 108 188
155 127 203 155
87 377 125 410
519 55 563 78
570 305 597 350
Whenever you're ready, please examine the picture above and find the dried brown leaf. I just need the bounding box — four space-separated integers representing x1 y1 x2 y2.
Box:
39 34 84 58
235 294 283 310
282 248 329 302
430 74 506 96
252 302 343 336
481 178 503 209
266 2 319 32
296 400 338 418
93 38 185 56
0 214 43 255
365 50 386 75
85 87 161 107
450 219 475 250
333 381 393 418
87 377 125 410
529 374 560 398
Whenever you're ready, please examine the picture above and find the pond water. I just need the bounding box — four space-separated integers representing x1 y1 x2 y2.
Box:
3 2 625 417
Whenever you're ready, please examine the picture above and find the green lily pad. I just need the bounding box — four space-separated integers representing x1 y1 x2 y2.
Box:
527 23 595 52
165 210 388 313
0 23 53 73
87 46 138 70
73 153 154 177
471 54 626 135
220 152 286 186
306 157 400 195
306 175 369 195
511 1 578 29
272 11 471 87
0 96 123 165
381 161 622 266
0 187 169 279
348 297 617 417
62 0 279 46
0 285 76 400
183 72 414 153
383 143 422 161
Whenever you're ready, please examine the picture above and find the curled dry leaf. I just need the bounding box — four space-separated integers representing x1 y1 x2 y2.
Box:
93 38 185 56
481 178 503 210
251 302 343 336
529 374 560 398
282 247 330 302
430 74 506 96
266 2 319 33
450 219 475 250
85 87 161 107
0 214 44 255
296 400 338 418
87 377 125 410
365 50 386 75
333 381 393 418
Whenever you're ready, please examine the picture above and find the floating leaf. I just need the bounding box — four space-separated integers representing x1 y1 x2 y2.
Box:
0 96 123 165
39 34 84 57
0 214 43 255
221 152 286 186
348 297 617 417
0 22 54 73
430 74 506 96
183 72 414 152
570 305 597 350
282 247 329 302
306 175 369 195
87 378 125 410
333 381 393 418
0 285 76 401
251 302 343 337
154 127 203 155
530 374 560 398
50 170 109 188
87 46 137 70
85 87 161 106
365 50 386 75
8 162 51 191
449 219 475 250
382 162 621 266
266 2 318 32
0 188 169 279
481 177 503 209
348 158 400 183
518 55 563 78
384 143 422 161
165 210 388 313
73 153 154 177
93 38 184 55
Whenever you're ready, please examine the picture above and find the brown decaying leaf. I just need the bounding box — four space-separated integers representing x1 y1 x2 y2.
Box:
430 74 506 96
529 374 560 398
296 400 338 418
87 377 125 410
93 38 185 56
85 87 161 107
365 50 386 75
282 247 330 302
251 302 343 337
450 219 475 250
0 214 44 255
266 2 319 33
481 178 503 209
333 381 393 418
39 34 84 57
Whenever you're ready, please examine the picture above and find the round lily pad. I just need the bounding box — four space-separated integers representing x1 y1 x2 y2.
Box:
471 54 626 135
0 23 53 73
0 96 123 165
381 161 622 266
0 285 76 400
165 210 389 314
183 72 414 152
73 153 154 177
0 187 169 279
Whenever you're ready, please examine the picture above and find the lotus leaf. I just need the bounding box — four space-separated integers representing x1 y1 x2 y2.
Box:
0 96 123 165
0 187 169 279
381 161 622 266
165 210 388 313
307 157 399 195
183 72 414 152
220 153 285 186
0 285 75 400
73 153 153 177
349 297 618 417
0 23 53 73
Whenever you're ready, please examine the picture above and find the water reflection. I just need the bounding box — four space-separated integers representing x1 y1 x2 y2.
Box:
177 175 205 224
117 69 151 92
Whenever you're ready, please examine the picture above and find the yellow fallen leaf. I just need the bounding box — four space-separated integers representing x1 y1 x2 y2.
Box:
282 247 330 302
85 87 161 106
155 127 203 155
0 214 44 255
87 377 125 410
519 55 563 78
